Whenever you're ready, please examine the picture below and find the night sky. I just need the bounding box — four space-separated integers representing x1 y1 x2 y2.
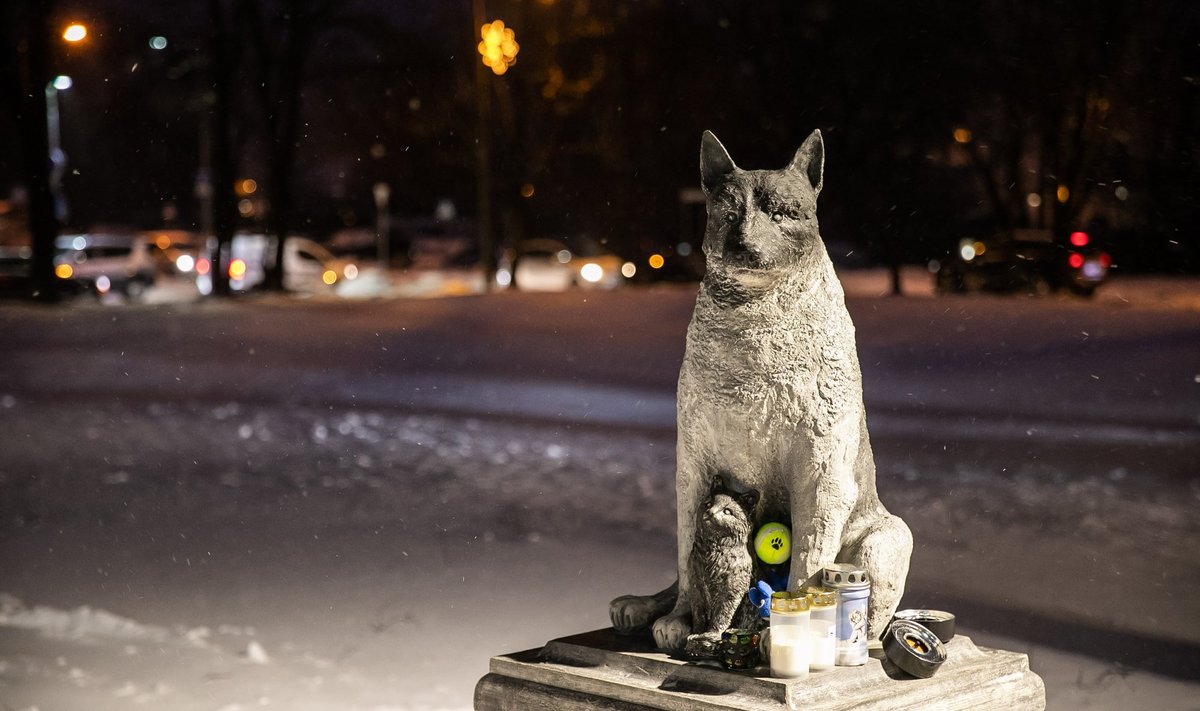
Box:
2 0 1197 271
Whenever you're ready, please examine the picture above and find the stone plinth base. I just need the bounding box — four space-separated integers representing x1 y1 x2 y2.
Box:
474 628 1045 710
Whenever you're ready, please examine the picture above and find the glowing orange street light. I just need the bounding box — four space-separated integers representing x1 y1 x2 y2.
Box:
478 20 519 75
63 23 88 43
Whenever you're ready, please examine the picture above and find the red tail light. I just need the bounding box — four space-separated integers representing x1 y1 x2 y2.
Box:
1069 231 1089 247
196 258 211 275
1099 253 1112 268
1068 253 1084 269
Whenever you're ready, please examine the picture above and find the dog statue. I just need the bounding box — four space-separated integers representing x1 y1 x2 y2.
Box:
610 130 912 651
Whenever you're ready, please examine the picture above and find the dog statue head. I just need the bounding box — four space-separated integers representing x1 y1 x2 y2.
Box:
699 130 827 294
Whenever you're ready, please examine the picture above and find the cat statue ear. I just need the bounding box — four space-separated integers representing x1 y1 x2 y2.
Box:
709 474 727 495
737 489 760 512
788 129 824 196
700 131 738 195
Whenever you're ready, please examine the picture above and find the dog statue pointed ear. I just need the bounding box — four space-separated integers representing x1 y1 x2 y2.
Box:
737 488 760 512
700 131 737 195
709 474 727 495
787 129 824 196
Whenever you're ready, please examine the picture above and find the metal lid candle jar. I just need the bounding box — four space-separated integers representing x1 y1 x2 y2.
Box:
822 564 870 666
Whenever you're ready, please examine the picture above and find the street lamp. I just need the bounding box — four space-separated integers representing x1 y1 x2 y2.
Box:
373 182 391 267
62 23 88 43
45 76 73 223
477 19 519 75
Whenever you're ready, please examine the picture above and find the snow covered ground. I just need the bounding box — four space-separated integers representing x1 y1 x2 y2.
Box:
1 277 1198 709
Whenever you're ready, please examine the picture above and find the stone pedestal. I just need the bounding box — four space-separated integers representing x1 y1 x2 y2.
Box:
474 628 1045 710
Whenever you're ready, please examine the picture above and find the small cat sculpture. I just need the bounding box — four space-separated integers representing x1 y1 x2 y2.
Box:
682 475 760 658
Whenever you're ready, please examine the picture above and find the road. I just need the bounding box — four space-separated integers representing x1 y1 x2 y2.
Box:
0 281 1198 709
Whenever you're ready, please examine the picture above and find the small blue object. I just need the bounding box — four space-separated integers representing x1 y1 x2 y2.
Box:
748 580 775 619
747 568 792 619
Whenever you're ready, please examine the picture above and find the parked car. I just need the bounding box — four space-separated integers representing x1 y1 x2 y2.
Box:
931 229 1111 297
142 230 210 280
54 232 157 298
220 233 365 294
497 238 630 291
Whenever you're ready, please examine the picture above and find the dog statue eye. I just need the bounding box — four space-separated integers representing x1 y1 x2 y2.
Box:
722 507 732 516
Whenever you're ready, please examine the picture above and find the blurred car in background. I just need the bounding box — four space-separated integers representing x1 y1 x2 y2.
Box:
54 232 157 298
142 230 210 283
216 233 368 295
931 228 1111 297
497 238 631 291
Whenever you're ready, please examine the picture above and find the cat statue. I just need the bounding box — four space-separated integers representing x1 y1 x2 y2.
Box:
610 130 912 651
682 475 760 658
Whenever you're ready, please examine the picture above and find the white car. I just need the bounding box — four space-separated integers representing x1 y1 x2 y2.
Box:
222 234 366 295
54 233 157 298
497 238 629 292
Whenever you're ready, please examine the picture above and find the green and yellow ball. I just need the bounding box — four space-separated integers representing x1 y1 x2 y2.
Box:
754 522 791 565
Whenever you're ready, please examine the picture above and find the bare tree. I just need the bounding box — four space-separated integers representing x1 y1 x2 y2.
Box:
3 0 61 301
238 0 334 292
206 0 241 297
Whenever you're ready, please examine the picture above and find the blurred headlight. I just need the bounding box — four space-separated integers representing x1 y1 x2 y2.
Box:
580 263 604 283
322 269 338 285
54 263 73 279
343 264 358 280
176 254 195 272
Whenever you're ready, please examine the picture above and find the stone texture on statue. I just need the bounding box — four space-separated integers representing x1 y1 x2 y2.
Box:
610 130 912 650
474 628 1047 710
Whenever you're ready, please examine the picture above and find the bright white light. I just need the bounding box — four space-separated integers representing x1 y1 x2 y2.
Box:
175 254 195 272
496 268 512 286
556 249 572 264
63 24 87 42
52 75 73 91
96 275 111 294
959 244 977 261
620 261 636 278
72 236 86 250
149 36 168 50
344 264 359 280
580 263 603 283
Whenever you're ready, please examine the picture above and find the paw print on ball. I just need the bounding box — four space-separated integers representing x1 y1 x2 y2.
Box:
754 522 792 565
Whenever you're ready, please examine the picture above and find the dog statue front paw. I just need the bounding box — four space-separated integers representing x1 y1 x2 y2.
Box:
609 581 678 635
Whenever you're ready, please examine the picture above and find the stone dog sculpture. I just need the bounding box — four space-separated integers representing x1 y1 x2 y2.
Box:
610 130 912 651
